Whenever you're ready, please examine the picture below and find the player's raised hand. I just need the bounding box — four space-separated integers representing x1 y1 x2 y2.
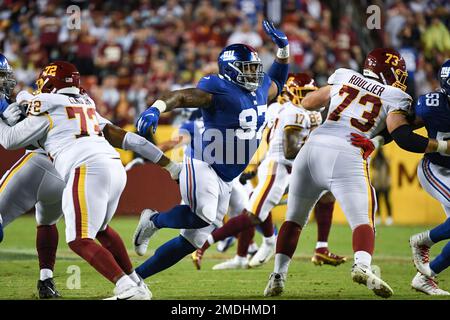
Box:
262 20 288 48
350 133 375 160
136 106 160 136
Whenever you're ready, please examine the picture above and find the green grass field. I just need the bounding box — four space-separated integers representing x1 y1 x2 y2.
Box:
0 215 449 300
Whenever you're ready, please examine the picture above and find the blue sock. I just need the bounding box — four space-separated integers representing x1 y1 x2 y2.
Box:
152 205 209 229
429 218 450 243
136 235 196 279
0 222 3 243
430 241 450 274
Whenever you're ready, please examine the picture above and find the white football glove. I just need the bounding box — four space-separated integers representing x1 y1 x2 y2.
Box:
2 102 22 126
164 161 182 181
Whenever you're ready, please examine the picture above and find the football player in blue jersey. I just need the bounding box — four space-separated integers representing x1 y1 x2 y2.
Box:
409 59 450 295
132 20 289 284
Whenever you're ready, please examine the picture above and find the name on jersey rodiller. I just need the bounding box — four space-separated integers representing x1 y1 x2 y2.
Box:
348 74 385 96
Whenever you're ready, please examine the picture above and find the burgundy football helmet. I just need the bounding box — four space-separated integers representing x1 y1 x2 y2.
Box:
36 61 80 93
278 73 318 106
363 48 408 91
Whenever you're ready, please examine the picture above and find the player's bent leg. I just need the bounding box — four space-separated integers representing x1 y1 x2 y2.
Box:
193 211 258 269
265 146 324 296
136 234 197 279
134 157 219 256
412 160 450 276
68 238 149 300
245 161 289 268
97 226 133 275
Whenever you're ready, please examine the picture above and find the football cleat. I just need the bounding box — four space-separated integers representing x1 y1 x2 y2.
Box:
212 255 248 270
216 236 236 253
410 232 432 277
351 263 393 298
37 278 61 299
311 248 347 266
264 272 285 297
133 209 159 256
137 280 153 299
104 283 151 300
191 249 203 270
249 239 275 268
411 272 450 296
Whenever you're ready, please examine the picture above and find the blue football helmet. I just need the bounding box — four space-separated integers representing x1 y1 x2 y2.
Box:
439 59 450 97
0 53 16 98
218 43 264 92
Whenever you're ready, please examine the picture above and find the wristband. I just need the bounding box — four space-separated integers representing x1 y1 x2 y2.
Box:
276 45 289 59
437 140 448 154
153 100 167 113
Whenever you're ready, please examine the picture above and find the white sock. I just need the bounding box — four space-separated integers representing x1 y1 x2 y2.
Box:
316 241 328 249
115 275 136 289
128 271 141 285
263 234 276 245
354 251 372 267
235 255 247 263
40 268 53 281
274 253 291 275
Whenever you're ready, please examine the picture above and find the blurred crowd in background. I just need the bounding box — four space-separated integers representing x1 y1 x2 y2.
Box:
0 0 449 128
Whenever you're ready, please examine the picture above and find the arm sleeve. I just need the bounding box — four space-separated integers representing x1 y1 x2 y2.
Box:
390 124 429 153
267 61 289 96
0 115 50 150
122 132 164 163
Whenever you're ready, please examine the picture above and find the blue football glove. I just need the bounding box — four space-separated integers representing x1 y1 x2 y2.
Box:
136 107 160 136
262 20 288 48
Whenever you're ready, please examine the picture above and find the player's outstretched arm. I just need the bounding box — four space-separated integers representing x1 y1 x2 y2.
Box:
136 88 212 136
283 127 304 160
102 123 181 180
302 86 331 111
263 20 290 101
0 114 49 150
386 112 450 154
